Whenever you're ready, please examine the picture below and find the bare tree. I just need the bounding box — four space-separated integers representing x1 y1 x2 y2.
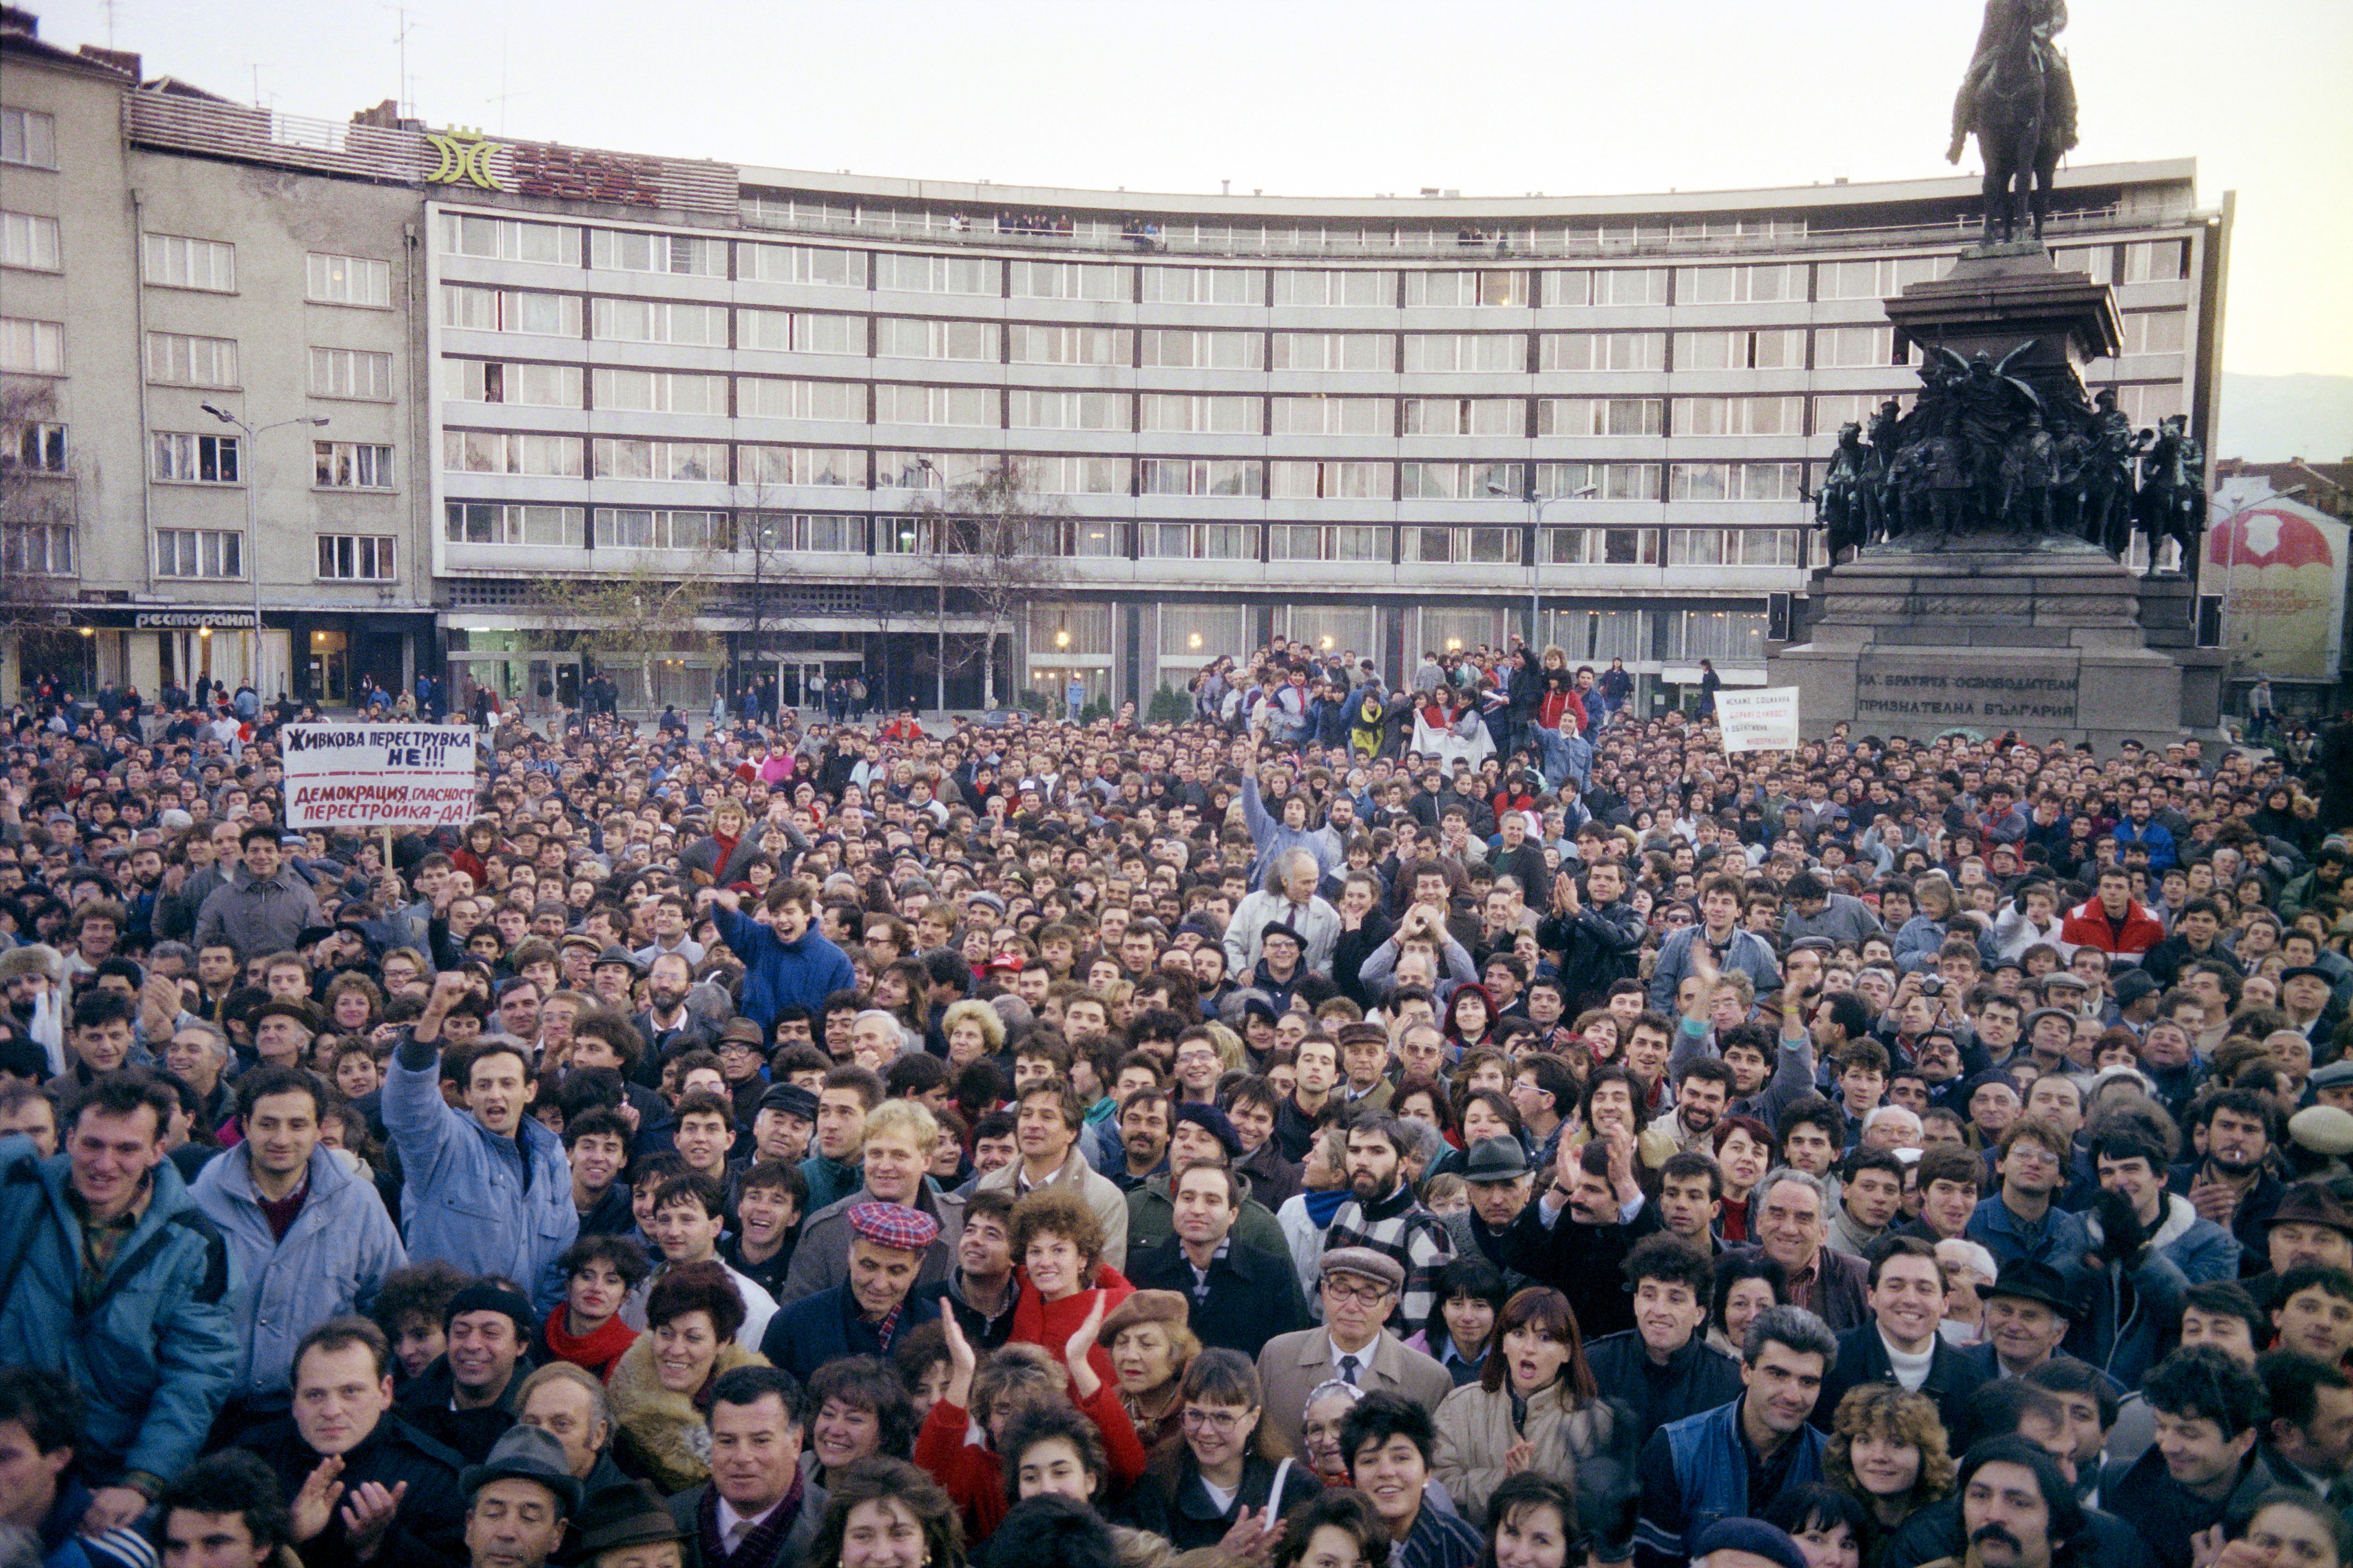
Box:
911 456 1071 709
0 384 75 683
527 541 726 721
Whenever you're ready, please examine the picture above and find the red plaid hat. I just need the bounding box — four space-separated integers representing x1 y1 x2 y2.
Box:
847 1202 940 1252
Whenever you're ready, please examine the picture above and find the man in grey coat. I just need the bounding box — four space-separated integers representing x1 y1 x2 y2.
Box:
190 1065 407 1413
193 825 323 960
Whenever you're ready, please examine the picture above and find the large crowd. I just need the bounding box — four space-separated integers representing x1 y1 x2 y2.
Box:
5 640 2353 1568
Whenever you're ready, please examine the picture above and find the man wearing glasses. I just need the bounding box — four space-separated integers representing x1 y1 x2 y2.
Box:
1255 1248 1451 1456
1965 1117 2092 1271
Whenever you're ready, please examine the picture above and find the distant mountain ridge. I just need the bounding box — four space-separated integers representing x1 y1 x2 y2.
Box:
2218 374 2353 464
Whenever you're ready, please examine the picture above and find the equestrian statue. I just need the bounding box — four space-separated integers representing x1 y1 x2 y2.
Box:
1948 0 2078 244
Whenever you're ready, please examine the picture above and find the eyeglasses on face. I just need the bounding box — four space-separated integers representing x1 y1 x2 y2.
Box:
1181 1406 1250 1433
1322 1279 1393 1307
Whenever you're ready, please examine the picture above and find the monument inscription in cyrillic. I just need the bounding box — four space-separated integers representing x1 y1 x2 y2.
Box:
1853 665 2080 724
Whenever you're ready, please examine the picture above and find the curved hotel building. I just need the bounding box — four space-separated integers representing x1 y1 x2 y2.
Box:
0 12 2227 713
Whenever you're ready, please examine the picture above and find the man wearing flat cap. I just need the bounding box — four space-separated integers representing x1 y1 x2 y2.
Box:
1254 1247 1451 1455
759 1201 942 1383
460 1426 578 1568
248 997 322 1071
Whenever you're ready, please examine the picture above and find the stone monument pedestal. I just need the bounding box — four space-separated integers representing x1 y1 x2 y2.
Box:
1768 539 2192 751
1771 242 2214 751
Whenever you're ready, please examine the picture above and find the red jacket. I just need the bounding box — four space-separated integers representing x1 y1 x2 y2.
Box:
914 1366 1146 1541
1007 1266 1133 1390
2059 895 2165 964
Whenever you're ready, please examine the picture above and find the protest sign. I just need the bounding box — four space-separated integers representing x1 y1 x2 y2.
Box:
283 724 479 829
1717 686 1801 753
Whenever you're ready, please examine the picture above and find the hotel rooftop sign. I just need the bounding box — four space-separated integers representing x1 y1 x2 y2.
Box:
124 91 737 217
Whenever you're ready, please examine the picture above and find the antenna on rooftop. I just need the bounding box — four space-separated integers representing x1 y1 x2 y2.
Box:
381 3 420 121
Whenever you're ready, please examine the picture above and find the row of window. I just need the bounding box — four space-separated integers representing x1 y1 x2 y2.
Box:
437 288 2195 375
150 434 394 488
440 365 2186 433
438 434 1810 503
439 502 1802 567
0 213 395 309
448 369 1906 440
151 529 396 580
436 211 2197 296
440 285 1951 371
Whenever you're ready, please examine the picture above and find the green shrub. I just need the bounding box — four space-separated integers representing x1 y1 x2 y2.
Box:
1146 685 1191 724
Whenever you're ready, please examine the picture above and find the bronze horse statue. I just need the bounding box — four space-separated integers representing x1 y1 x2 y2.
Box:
1948 0 2079 245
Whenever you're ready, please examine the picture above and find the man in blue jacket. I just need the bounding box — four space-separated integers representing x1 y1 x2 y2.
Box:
190 1065 408 1421
0 1071 239 1532
385 972 577 1310
1632 1304 1835 1568
703 879 853 1038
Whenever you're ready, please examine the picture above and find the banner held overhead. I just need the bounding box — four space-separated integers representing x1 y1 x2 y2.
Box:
1717 687 1802 753
283 724 480 829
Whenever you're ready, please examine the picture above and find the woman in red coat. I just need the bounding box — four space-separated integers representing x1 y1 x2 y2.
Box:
914 1276 1146 1543
1005 1188 1134 1387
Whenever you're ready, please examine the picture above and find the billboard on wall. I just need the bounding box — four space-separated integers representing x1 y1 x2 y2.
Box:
2206 481 2349 684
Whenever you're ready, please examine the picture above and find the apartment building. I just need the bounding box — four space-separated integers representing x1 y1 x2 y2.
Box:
1 16 436 704
1 10 2227 716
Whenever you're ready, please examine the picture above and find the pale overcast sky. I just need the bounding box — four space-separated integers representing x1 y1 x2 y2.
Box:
31 0 2352 379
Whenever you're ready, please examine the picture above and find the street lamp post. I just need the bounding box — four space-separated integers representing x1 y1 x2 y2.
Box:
914 456 947 713
1489 481 1598 651
200 403 327 701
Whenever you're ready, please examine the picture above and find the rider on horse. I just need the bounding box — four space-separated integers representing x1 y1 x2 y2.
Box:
1947 0 2079 166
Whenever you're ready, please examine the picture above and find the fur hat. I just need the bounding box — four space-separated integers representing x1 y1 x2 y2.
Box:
0 944 63 985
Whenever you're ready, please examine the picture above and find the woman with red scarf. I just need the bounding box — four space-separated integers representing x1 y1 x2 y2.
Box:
540 1235 647 1379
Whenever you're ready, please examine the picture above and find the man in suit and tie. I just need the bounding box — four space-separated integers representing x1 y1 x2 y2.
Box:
668 1366 824 1568
1255 1247 1452 1455
1812 1236 1989 1435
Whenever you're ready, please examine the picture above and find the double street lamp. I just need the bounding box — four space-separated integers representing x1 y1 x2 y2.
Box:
1488 480 1598 652
200 402 328 698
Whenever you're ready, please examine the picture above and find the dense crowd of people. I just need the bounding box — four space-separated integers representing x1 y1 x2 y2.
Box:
4 641 2353 1568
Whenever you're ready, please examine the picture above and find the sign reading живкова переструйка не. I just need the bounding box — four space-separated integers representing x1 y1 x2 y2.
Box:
282 724 480 829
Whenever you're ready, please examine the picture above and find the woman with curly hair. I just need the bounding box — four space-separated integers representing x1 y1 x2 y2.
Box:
806 1356 918 1487
807 1457 965 1568
1000 1401 1112 1508
607 1260 768 1492
1007 1187 1133 1388
1821 1383 1954 1541
1430 1288 1615 1527
940 999 1006 1072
